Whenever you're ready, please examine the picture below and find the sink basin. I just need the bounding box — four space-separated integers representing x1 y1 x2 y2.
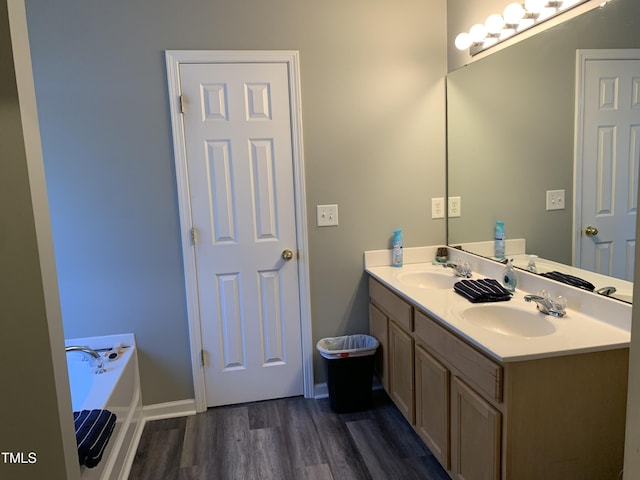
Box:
462 305 557 337
395 269 457 289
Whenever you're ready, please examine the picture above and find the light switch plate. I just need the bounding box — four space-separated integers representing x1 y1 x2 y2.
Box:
546 189 565 211
317 204 339 227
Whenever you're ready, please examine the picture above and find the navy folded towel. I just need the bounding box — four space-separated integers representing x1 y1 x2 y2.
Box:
540 271 595 292
454 278 512 303
74 409 117 468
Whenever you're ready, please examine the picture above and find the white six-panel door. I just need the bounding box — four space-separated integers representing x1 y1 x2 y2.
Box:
176 60 305 407
576 51 640 281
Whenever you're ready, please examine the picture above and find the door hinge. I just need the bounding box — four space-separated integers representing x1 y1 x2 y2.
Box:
179 95 186 114
200 349 207 367
190 227 198 246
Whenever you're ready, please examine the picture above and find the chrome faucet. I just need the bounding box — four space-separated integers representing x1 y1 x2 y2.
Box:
595 286 617 297
65 346 106 374
524 293 567 318
444 261 472 278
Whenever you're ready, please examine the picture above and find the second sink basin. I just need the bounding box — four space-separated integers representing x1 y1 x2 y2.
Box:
462 304 557 337
395 269 457 289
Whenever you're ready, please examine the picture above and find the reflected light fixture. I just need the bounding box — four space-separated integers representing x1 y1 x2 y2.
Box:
503 2 525 25
455 0 614 56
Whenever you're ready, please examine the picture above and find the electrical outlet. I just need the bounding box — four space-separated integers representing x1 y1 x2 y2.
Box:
448 196 461 217
431 197 445 219
546 189 565 211
316 204 339 227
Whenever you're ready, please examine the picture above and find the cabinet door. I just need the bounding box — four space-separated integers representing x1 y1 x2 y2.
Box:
369 303 388 391
451 377 501 480
389 320 415 423
415 345 450 469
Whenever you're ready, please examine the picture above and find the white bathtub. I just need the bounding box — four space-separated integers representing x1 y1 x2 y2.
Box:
65 333 142 480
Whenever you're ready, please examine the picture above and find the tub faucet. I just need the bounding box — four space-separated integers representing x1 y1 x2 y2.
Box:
65 346 106 374
595 286 617 297
524 293 567 318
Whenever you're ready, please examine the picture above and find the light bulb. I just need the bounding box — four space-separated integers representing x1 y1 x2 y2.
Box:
483 37 499 49
524 0 546 14
560 0 581 10
500 28 516 40
469 23 488 43
517 18 535 31
538 6 557 20
485 14 505 34
504 2 525 24
455 32 472 51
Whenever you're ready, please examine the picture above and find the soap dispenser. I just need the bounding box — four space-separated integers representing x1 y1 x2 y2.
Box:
392 228 403 267
502 258 517 293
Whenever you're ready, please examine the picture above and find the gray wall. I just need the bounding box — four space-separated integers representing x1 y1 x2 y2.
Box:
1 1 76 477
24 0 447 404
447 0 640 264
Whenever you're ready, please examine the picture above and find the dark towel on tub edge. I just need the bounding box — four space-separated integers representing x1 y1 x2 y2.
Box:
454 278 512 303
74 409 117 468
540 271 596 292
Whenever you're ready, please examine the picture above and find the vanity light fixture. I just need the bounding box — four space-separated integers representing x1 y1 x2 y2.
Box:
455 0 614 56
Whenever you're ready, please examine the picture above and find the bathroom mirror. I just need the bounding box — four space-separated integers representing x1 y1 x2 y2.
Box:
447 0 640 302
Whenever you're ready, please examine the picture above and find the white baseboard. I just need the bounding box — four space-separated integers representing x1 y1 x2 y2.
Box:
142 398 197 422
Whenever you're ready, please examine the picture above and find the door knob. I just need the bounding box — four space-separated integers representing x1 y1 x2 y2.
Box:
585 226 599 237
282 249 294 261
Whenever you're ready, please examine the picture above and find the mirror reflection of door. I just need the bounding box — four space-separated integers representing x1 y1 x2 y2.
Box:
575 50 640 281
447 0 640 302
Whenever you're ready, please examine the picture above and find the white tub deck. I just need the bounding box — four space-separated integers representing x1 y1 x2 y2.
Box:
65 333 142 480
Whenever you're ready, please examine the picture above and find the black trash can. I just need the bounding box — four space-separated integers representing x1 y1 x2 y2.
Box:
316 335 379 413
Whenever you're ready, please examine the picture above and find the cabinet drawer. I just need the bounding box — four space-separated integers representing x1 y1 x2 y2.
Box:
369 277 413 332
414 310 503 403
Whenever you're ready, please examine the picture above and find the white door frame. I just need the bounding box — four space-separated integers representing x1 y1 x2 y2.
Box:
165 50 313 412
573 49 640 269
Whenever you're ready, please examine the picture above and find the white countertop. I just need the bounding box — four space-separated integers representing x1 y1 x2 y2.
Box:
365 247 631 363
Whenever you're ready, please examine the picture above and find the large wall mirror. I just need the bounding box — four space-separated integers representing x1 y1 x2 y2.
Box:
447 0 640 303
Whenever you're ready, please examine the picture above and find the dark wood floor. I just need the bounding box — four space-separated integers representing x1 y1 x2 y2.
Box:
128 390 450 480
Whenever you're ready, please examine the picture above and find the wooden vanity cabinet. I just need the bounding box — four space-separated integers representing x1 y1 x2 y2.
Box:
414 307 628 480
414 309 502 480
369 277 414 423
368 276 627 480
500 349 628 480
